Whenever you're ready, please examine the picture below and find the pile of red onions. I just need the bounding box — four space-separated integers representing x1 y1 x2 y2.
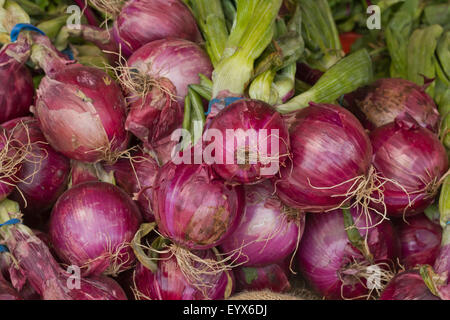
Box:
104 149 160 222
346 78 440 133
123 38 212 164
208 99 290 184
297 207 398 300
369 116 448 217
49 182 141 276
234 263 291 293
153 162 244 250
2 117 70 219
395 214 442 269
220 181 304 266
133 249 234 300
275 103 372 212
32 35 129 163
0 38 34 124
108 0 202 57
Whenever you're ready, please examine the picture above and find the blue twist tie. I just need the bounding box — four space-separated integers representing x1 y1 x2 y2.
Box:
0 245 8 253
205 97 243 115
0 218 21 228
10 23 46 42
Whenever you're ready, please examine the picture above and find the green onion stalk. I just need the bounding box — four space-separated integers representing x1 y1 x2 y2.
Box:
277 48 373 114
0 0 30 43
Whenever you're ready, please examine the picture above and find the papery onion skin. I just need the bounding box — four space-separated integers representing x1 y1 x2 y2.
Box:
370 118 448 217
220 181 303 266
153 162 244 250
34 65 129 163
275 103 372 212
124 39 212 163
234 263 291 293
49 182 141 277
208 99 290 184
0 40 34 124
104 150 160 222
395 214 442 269
2 117 70 217
0 273 22 300
134 250 234 300
297 208 398 300
380 270 439 300
348 78 440 133
0 131 16 201
113 0 202 57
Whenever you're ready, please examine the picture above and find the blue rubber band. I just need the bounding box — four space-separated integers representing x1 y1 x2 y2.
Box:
0 245 8 253
0 218 21 227
61 47 75 60
10 23 46 42
205 97 244 115
447 221 450 225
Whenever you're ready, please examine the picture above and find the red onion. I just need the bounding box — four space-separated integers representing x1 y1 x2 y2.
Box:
275 103 372 212
153 162 244 250
380 270 439 300
347 78 440 133
109 0 202 57
234 263 291 293
32 36 128 163
49 182 141 277
123 39 212 164
395 214 442 269
0 38 34 124
1 117 70 217
433 226 450 299
220 181 304 267
104 149 159 222
133 249 234 300
0 200 127 300
370 117 448 217
208 99 290 184
297 208 399 300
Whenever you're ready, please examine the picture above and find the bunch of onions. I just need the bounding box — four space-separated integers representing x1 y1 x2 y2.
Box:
275 103 373 212
220 181 304 267
297 207 399 300
119 38 212 164
153 162 244 250
345 78 440 133
49 182 141 277
369 116 448 217
2 117 70 218
0 37 34 124
0 199 127 300
380 270 440 300
133 249 234 300
207 99 290 184
104 149 160 222
395 214 442 269
234 263 291 293
31 35 129 163
90 0 202 58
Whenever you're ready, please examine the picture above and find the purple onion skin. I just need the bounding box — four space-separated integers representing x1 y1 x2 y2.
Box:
348 78 440 133
153 162 245 250
297 208 398 300
0 272 22 300
275 103 372 212
70 276 127 300
104 150 159 222
125 39 212 163
1 117 70 216
370 118 448 217
234 263 291 293
49 182 142 277
0 41 34 124
113 0 202 57
208 99 290 184
220 181 304 267
380 270 439 300
134 250 234 300
35 65 129 162
395 215 442 269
